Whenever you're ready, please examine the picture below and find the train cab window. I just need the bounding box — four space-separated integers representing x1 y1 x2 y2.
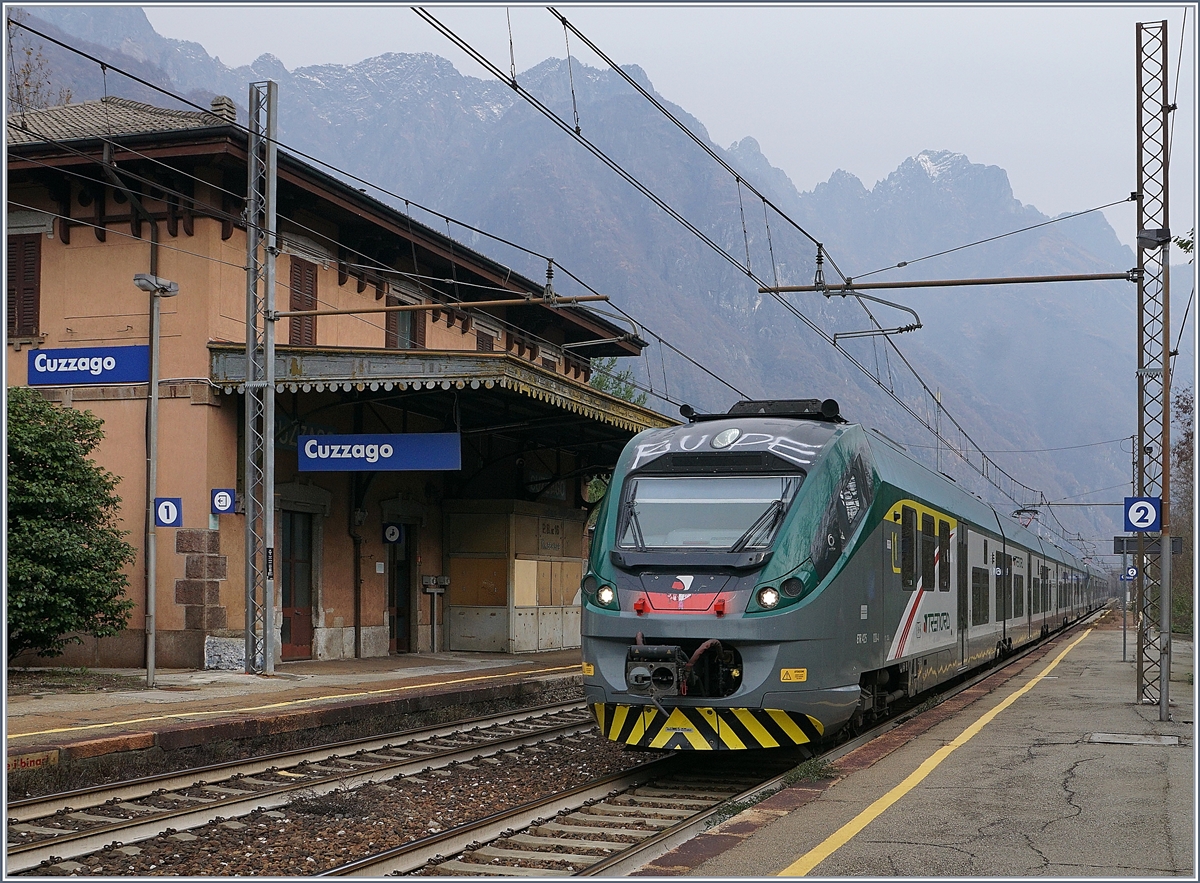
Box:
901 506 917 589
1013 574 1024 618
812 457 873 584
920 514 936 591
938 520 951 591
971 567 990 625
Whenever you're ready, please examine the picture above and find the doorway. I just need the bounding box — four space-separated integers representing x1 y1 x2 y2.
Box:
388 527 413 653
280 510 314 660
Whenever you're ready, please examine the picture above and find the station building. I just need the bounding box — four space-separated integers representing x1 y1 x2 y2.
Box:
6 95 670 669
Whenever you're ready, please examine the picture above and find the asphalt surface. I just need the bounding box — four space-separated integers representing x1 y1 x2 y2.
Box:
642 621 1194 877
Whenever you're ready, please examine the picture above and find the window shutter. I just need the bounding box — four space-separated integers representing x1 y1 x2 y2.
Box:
411 306 425 349
7 234 41 337
385 294 400 348
476 331 494 352
289 257 318 346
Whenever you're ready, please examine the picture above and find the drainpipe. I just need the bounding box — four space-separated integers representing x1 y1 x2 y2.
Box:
349 402 364 657
102 145 161 686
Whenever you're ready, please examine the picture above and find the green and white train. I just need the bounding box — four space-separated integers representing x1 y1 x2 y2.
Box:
580 399 1107 751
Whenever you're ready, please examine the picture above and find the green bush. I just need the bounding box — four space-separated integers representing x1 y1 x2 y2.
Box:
6 387 136 660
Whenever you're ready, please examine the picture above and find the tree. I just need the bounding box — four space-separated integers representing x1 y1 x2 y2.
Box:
1170 388 1193 634
7 387 136 661
6 9 73 113
589 356 647 406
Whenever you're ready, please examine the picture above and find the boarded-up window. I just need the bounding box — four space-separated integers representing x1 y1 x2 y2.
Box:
7 233 41 338
289 257 318 346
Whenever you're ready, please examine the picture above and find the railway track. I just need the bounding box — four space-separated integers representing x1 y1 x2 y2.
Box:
328 610 1108 877
6 701 592 874
9 612 1103 877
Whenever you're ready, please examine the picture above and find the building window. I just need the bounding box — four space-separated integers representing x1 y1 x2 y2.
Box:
476 331 494 352
289 257 317 346
7 233 41 338
385 295 414 348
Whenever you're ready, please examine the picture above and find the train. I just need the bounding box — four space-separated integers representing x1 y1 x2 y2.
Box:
579 398 1108 751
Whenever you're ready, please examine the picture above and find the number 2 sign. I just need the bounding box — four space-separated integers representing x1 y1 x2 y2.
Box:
1124 497 1161 533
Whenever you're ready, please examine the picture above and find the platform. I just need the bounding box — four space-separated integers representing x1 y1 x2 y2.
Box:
6 649 582 778
640 615 1194 877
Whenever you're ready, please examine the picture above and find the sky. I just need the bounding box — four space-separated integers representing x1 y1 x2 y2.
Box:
139 3 1198 259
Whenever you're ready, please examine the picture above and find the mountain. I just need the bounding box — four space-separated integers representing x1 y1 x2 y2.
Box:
13 5 1170 550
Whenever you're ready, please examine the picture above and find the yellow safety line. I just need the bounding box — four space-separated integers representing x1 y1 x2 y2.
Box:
7 664 579 741
778 629 1092 877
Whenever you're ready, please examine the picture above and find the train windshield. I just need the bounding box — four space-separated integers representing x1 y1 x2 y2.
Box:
617 474 802 551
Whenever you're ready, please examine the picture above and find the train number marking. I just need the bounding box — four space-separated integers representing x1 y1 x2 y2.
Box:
856 633 868 644
780 668 808 682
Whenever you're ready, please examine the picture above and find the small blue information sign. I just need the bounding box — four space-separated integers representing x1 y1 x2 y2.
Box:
298 433 461 472
382 523 406 545
27 345 150 386
1124 497 1162 533
155 497 183 528
211 489 237 515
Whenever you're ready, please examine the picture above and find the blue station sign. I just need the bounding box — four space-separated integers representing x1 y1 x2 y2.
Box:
298 433 461 472
27 345 150 386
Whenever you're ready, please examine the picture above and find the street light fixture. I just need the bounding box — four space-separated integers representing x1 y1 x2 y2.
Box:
135 273 179 688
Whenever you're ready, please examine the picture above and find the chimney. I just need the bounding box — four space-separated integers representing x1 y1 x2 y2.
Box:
210 95 236 123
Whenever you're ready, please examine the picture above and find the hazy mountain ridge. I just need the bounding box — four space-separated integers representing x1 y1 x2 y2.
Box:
17 5 1165 547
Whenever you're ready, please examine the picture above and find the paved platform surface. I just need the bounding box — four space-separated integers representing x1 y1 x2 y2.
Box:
641 616 1194 877
6 649 582 770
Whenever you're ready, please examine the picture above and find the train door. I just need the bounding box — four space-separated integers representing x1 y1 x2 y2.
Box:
967 532 992 666
882 509 904 651
280 510 314 661
956 522 969 669
388 528 412 653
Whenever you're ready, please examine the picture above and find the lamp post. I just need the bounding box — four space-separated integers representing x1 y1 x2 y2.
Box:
134 273 179 688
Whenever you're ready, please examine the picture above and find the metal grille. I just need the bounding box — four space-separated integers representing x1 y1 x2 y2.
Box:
1134 21 1171 706
243 81 279 675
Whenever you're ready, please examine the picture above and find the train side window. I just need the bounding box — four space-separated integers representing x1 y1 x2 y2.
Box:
971 567 990 625
1013 573 1024 618
938 520 951 591
920 513 935 591
1032 576 1041 614
901 506 917 589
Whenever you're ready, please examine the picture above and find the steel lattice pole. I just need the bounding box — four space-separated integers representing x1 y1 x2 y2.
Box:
1134 20 1172 712
244 81 278 674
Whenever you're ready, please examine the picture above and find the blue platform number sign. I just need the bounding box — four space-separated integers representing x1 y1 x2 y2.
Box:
211 489 237 515
155 497 183 528
383 523 406 545
1124 497 1161 533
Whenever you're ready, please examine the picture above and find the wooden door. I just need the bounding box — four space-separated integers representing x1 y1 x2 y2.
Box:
280 510 314 660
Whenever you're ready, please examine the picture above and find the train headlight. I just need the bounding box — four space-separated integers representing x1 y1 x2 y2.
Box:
756 587 780 609
712 427 741 449
781 576 805 597
596 585 617 608
581 575 598 596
